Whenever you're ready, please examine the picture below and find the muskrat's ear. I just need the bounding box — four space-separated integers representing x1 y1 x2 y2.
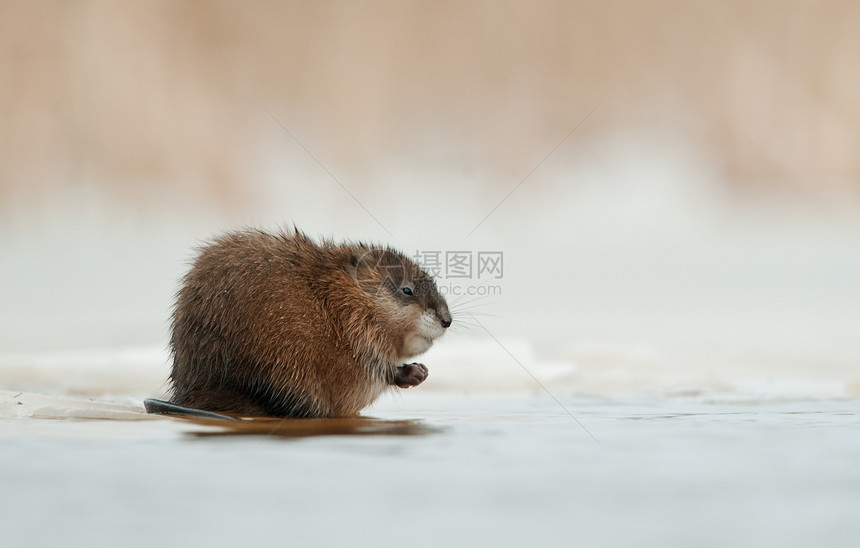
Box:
344 250 361 275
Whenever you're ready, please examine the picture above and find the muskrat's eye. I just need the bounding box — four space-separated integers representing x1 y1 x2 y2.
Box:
401 287 414 296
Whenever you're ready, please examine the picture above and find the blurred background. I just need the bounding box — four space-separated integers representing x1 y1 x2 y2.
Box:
2 0 859 398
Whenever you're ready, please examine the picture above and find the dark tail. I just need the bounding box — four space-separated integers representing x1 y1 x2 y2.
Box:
143 398 241 421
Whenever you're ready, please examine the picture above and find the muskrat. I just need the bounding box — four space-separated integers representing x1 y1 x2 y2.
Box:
167 228 452 418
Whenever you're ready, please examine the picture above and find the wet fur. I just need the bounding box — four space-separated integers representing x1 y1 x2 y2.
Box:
168 228 450 418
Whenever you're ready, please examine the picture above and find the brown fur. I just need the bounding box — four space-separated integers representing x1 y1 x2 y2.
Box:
168 228 451 418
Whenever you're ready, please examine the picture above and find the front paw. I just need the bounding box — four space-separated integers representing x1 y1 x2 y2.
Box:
394 363 428 388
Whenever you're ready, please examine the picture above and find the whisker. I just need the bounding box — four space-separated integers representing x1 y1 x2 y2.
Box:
451 301 497 311
457 312 503 319
448 294 470 306
450 295 492 308
451 306 496 317
451 315 480 324
448 324 477 333
450 302 494 313
450 321 481 330
452 316 488 325
452 316 481 324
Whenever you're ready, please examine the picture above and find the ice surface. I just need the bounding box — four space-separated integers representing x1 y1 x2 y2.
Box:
1 394 859 548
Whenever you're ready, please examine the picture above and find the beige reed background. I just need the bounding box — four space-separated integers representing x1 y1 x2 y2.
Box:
2 0 859 218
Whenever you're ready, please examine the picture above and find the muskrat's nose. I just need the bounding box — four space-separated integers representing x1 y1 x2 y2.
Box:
437 306 452 329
